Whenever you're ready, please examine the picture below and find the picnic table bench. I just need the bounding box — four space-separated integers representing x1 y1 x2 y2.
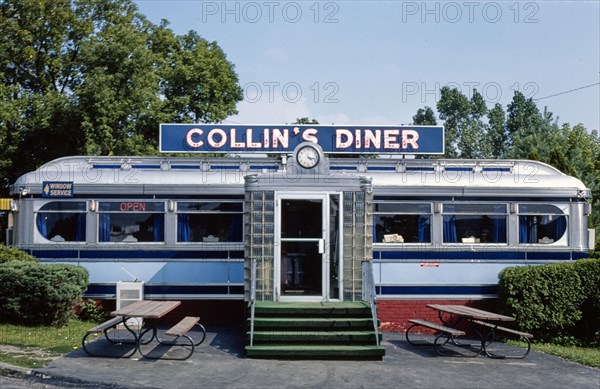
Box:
472 319 533 358
406 304 533 358
406 319 467 356
82 301 206 360
82 316 137 358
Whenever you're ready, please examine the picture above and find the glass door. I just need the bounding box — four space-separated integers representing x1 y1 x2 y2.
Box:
276 193 328 301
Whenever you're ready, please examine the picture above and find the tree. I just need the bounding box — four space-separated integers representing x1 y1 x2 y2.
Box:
487 103 508 158
0 0 243 190
293 117 319 125
436 87 489 158
457 89 488 159
506 91 542 147
412 106 437 125
436 87 470 158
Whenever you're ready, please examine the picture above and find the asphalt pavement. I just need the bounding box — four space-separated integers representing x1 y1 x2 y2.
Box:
3 326 599 389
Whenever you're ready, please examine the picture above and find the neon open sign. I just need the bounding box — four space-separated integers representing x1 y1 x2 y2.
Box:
160 124 444 154
120 202 147 212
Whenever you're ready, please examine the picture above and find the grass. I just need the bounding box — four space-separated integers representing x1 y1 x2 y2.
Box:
530 342 600 368
0 319 93 368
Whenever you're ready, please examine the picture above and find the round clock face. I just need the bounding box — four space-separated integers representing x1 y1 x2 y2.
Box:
296 145 320 169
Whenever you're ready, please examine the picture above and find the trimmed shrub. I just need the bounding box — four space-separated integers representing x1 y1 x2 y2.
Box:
498 263 585 341
0 244 38 263
573 259 600 344
0 262 88 326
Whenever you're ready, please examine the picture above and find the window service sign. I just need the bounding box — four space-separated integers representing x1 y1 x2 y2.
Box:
160 124 444 154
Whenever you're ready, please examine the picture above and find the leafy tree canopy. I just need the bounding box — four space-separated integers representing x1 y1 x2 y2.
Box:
0 0 243 190
293 117 319 125
412 106 437 126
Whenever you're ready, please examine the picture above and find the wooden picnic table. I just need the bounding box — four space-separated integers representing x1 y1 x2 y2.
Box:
426 304 515 323
84 300 204 360
423 304 531 359
111 300 181 320
112 300 182 353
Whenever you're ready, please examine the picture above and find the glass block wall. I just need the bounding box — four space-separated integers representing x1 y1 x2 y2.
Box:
244 190 275 301
343 190 373 301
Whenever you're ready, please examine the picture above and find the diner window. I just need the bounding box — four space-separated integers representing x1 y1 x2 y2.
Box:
177 201 243 243
36 201 86 242
373 202 431 243
98 202 164 242
443 203 507 244
519 204 567 244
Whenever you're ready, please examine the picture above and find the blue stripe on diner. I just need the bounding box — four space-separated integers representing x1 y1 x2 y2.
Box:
92 164 121 169
572 252 588 260
29 250 245 260
330 166 356 171
171 165 201 170
145 285 244 295
377 285 498 296
367 166 396 171
405 167 435 172
84 284 244 297
375 251 581 261
445 167 472 172
377 251 524 260
526 252 577 260
132 164 161 169
210 165 239 170
249 165 278 170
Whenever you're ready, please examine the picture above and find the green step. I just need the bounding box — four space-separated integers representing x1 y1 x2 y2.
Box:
246 345 385 359
251 317 374 329
248 330 382 343
252 301 372 317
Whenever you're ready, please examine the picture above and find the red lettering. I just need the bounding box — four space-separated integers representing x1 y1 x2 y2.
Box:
119 202 147 212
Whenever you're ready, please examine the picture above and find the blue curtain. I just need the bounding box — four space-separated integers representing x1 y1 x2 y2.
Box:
443 216 457 243
99 213 111 242
373 219 377 242
417 216 430 243
229 214 242 242
555 216 566 240
530 218 538 243
76 213 86 241
178 214 191 242
36 213 48 238
519 216 529 243
153 215 164 241
492 216 506 243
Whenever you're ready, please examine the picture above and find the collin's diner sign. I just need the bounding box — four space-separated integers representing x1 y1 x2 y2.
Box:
160 124 444 154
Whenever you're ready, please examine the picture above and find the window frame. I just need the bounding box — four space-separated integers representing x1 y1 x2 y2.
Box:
441 202 508 245
96 200 166 244
34 201 87 243
373 201 433 245
176 200 244 244
517 203 569 246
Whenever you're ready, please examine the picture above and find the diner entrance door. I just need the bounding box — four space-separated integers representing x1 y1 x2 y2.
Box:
275 193 341 301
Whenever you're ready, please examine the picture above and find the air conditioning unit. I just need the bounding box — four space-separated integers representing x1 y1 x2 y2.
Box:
116 281 144 328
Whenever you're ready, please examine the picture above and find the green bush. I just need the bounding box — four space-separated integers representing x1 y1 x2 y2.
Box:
498 262 585 341
0 244 38 263
0 262 88 326
573 259 600 344
77 299 111 323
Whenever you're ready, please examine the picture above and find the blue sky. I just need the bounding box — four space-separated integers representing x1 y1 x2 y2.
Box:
135 1 600 131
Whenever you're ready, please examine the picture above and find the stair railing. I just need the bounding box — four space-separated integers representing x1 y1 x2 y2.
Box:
361 260 380 346
249 257 257 347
